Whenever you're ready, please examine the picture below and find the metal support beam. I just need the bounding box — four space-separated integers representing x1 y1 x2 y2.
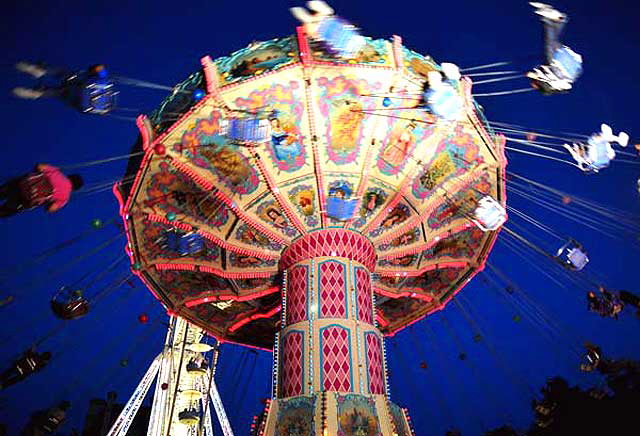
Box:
107 354 162 436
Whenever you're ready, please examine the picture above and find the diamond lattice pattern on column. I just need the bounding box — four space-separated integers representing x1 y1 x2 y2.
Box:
366 332 385 394
281 331 304 397
320 261 346 318
287 265 308 325
355 266 373 324
321 326 352 391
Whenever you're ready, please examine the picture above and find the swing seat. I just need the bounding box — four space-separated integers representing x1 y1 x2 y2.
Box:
164 230 181 253
551 46 583 82
587 137 613 170
472 196 507 231
424 84 463 121
178 409 200 425
556 240 589 270
51 288 90 320
226 117 271 143
179 233 205 256
326 197 358 221
316 16 366 59
186 361 208 375
164 231 205 256
51 299 89 320
80 80 117 115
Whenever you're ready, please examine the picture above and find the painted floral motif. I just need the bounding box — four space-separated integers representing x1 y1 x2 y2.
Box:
335 394 381 436
234 83 306 173
375 276 405 289
275 396 316 436
180 111 260 195
256 199 298 237
288 184 319 227
234 223 282 251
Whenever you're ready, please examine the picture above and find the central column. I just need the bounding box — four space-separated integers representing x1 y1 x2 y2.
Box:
256 229 414 436
278 229 386 399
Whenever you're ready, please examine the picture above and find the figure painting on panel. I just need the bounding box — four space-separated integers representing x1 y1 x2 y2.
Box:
359 189 386 218
270 116 302 163
381 121 417 167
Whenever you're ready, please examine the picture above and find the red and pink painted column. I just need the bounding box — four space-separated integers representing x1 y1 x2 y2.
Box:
258 229 414 436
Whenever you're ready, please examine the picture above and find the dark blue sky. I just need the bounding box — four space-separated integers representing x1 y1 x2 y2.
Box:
1 0 639 434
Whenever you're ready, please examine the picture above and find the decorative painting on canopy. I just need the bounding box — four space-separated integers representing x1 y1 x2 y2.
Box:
233 81 307 173
351 185 389 229
389 403 412 436
232 222 283 252
228 251 278 269
426 174 492 229
335 394 381 436
408 267 465 294
420 227 485 262
310 37 391 66
402 46 439 80
316 75 381 165
254 196 299 238
376 296 425 325
192 300 258 329
287 182 320 228
368 203 412 238
375 112 436 177
373 275 407 291
149 70 205 135
235 277 279 291
275 395 316 436
377 253 420 269
215 36 299 85
190 292 280 339
179 110 261 196
144 161 231 229
155 270 231 301
377 227 423 252
412 125 482 200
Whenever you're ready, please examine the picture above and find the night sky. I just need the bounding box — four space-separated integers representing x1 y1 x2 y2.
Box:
1 0 639 434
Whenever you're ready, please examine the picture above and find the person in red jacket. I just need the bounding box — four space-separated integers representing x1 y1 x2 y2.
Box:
0 164 83 217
